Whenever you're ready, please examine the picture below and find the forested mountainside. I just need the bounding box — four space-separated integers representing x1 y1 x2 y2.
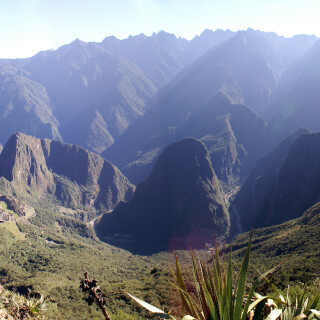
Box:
96 138 228 253
0 132 134 217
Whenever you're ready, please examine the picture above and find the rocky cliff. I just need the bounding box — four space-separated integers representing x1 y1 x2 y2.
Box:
0 132 135 212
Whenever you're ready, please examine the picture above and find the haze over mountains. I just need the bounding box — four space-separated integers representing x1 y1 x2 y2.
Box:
0 29 318 157
2 27 320 318
1 28 320 253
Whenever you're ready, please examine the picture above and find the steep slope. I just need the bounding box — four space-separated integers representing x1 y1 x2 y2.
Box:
96 138 229 253
102 29 236 87
102 32 188 88
18 43 157 153
0 30 235 154
232 201 320 284
106 88 266 187
0 132 134 214
231 130 320 233
267 39 320 142
199 30 280 112
105 30 280 184
0 65 61 144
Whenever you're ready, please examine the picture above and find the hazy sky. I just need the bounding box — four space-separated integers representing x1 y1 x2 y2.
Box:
1 0 319 58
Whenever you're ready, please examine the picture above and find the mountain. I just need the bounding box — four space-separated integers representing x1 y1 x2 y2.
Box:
0 30 317 156
96 138 229 253
0 132 134 215
0 30 237 154
231 129 320 233
14 43 157 154
105 86 266 187
232 200 320 285
201 30 280 112
266 39 320 142
104 29 283 185
102 29 236 88
0 65 61 144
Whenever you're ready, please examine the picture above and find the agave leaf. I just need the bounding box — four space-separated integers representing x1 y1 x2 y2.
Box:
226 247 233 319
296 288 307 317
247 295 270 314
126 292 172 319
308 309 320 319
292 313 308 320
307 294 320 317
171 283 205 320
234 233 252 320
175 253 188 292
265 308 282 320
214 239 222 284
252 299 268 320
202 281 219 320
191 251 211 319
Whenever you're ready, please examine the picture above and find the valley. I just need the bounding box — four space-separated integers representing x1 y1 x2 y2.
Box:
0 27 320 319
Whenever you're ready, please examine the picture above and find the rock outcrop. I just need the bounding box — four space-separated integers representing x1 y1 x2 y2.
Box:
0 132 135 212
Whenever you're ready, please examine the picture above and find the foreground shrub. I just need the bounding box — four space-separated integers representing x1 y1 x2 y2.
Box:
127 235 320 320
0 285 46 319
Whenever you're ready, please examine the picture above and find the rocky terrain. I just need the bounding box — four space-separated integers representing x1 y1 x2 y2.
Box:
0 132 134 216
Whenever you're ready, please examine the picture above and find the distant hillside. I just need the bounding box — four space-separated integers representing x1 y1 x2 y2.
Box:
231 129 320 233
0 132 134 216
232 200 320 284
0 30 236 154
96 138 229 253
106 87 266 187
0 65 61 144
267 39 320 142
105 29 290 185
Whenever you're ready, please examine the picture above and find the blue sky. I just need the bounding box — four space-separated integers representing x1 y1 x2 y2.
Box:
1 0 320 58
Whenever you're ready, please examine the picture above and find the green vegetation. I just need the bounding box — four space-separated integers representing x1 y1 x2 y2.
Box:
0 201 16 216
127 238 320 320
1 200 320 319
0 222 26 240
0 207 174 319
0 285 46 319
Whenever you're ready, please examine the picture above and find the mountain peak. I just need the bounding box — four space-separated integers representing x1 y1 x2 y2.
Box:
0 132 135 212
96 137 229 253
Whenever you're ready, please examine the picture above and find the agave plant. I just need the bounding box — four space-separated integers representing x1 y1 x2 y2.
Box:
250 285 320 320
126 235 320 320
0 285 46 320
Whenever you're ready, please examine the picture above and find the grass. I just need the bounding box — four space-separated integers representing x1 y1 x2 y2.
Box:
0 201 17 216
0 222 26 240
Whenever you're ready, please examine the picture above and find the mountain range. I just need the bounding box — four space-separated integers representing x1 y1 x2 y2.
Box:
1 28 320 318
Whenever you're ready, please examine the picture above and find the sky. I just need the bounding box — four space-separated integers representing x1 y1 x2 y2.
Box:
0 0 320 59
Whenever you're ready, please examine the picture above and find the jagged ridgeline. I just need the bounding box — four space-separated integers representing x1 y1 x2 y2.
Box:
96 137 229 253
0 132 134 217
